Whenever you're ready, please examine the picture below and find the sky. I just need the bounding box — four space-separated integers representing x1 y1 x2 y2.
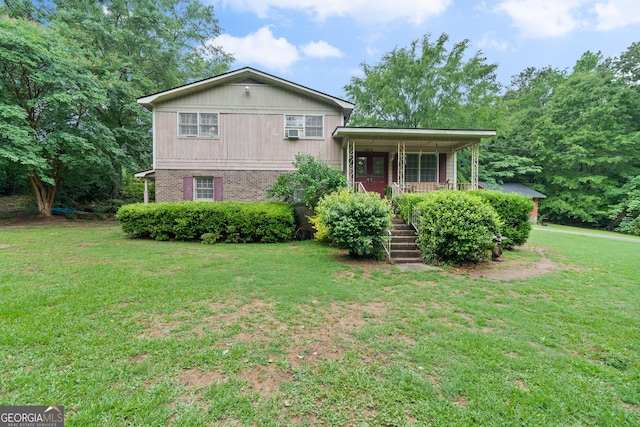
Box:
209 0 640 99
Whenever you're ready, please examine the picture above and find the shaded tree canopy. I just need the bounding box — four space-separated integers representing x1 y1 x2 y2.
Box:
0 0 232 213
345 33 502 130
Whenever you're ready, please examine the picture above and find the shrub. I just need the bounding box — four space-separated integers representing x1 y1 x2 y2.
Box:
317 190 394 258
308 204 330 242
468 190 534 248
415 191 502 265
116 201 295 243
267 154 346 209
394 193 432 223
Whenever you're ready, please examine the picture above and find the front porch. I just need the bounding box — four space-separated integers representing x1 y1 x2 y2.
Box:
332 127 496 196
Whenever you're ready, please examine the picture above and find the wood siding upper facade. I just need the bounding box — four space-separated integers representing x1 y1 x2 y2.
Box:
152 81 345 171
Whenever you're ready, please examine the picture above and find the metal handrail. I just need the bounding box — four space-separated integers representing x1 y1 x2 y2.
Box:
409 204 421 231
383 230 392 261
391 182 405 198
350 182 368 193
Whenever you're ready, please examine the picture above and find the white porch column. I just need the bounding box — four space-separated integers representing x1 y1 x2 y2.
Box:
398 141 406 189
143 179 149 204
346 139 355 189
471 143 479 190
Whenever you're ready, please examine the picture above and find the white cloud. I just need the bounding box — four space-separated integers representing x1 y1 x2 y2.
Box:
217 0 451 24
213 26 300 73
212 26 344 72
477 32 511 52
300 41 343 58
592 0 640 30
495 0 588 38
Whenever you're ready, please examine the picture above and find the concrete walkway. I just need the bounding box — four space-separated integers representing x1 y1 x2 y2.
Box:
533 226 640 243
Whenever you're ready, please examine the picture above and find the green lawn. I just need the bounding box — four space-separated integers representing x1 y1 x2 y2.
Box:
1 221 638 426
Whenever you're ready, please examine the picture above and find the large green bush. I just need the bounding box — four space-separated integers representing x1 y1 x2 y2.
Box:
394 193 432 223
468 190 534 248
415 191 502 265
316 190 394 258
116 201 295 243
266 154 346 209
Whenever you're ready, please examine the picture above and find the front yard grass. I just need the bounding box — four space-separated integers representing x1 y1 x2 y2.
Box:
1 221 638 426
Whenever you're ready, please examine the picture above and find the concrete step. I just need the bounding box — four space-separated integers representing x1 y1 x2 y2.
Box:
391 257 424 264
391 236 417 244
391 240 418 251
391 249 422 258
389 217 422 264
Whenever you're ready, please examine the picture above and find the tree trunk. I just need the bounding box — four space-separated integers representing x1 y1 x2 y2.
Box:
29 175 57 217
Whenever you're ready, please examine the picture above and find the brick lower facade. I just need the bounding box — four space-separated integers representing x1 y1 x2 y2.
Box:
155 169 284 202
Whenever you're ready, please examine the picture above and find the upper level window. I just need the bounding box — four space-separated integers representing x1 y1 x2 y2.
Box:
179 112 219 137
285 114 323 139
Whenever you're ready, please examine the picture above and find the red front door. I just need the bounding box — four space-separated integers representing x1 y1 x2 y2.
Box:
355 152 388 195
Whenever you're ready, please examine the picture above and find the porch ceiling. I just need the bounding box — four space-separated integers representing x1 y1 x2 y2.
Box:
332 127 496 151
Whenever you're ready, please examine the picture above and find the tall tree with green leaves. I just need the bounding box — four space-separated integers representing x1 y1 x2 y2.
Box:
1 0 232 199
478 66 565 185
527 52 640 226
0 16 117 215
345 33 501 130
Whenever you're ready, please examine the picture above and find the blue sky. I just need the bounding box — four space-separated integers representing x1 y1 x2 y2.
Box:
209 0 640 99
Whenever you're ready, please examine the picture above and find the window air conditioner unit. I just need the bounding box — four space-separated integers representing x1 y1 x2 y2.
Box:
286 129 300 139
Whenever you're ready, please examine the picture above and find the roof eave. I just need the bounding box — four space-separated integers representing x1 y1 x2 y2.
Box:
136 67 354 113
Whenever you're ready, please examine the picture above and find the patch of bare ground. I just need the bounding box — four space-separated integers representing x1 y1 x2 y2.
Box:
452 247 557 281
128 353 148 362
137 320 181 338
239 364 292 398
452 395 468 408
178 367 226 389
623 402 639 412
285 301 388 368
514 379 530 393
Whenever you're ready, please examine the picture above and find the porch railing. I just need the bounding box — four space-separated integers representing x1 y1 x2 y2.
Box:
406 182 472 192
350 181 368 193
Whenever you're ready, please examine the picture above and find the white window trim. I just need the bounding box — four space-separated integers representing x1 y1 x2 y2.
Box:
194 176 215 201
177 112 220 139
405 152 439 183
284 114 324 139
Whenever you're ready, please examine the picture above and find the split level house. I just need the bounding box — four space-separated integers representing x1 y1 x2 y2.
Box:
136 67 496 203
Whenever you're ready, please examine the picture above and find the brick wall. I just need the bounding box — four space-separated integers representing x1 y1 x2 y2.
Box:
155 169 283 202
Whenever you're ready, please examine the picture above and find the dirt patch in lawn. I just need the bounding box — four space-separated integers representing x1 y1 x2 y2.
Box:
451 247 557 281
178 368 226 389
239 364 293 398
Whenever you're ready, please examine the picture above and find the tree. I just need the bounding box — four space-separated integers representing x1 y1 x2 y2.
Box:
266 154 346 209
1 0 232 201
479 66 565 184
0 16 116 215
344 33 501 130
526 52 640 225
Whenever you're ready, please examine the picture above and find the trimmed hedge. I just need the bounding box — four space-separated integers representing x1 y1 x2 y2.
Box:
395 193 432 224
116 201 295 243
468 190 534 248
414 191 502 265
316 189 394 258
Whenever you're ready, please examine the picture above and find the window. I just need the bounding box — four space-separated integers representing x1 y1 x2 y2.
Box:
194 177 214 201
179 112 219 137
284 114 323 138
405 153 438 182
